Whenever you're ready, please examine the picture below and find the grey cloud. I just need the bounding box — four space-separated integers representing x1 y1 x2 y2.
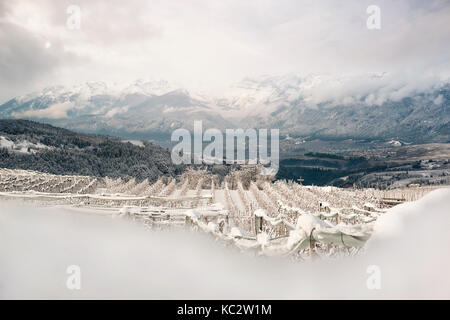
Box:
0 23 55 83
0 0 449 102
0 19 87 102
33 0 163 45
0 22 59 101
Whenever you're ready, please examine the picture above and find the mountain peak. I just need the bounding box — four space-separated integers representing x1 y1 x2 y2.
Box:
1 74 448 144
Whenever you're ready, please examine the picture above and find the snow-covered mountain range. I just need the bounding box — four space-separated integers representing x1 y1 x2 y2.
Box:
1 74 449 144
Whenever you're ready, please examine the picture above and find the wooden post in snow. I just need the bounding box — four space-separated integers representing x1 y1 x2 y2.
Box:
309 228 316 258
254 215 263 235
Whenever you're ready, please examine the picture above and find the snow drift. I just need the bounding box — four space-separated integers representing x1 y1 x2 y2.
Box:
0 188 449 299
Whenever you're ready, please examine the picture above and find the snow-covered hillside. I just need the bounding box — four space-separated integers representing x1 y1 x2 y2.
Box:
0 136 52 154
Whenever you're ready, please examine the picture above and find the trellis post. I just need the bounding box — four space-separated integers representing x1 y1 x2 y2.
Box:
254 215 263 235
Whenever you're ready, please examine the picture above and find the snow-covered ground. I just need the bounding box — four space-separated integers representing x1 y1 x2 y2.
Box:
1 188 449 299
0 136 53 154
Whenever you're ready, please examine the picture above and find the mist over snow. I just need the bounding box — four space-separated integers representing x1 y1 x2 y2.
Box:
1 188 449 299
7 72 448 121
2 73 448 143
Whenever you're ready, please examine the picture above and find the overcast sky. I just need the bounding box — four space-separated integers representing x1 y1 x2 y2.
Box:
0 0 449 103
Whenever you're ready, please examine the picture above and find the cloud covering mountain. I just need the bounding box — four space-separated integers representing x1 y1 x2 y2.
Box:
1 0 449 143
1 0 449 103
1 74 449 144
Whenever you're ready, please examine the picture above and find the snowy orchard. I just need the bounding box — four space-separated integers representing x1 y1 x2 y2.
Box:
0 167 441 260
